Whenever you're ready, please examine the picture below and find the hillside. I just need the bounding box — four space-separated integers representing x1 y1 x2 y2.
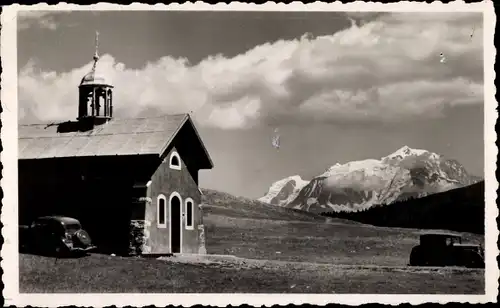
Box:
200 188 483 266
321 181 485 234
201 188 331 223
260 146 482 214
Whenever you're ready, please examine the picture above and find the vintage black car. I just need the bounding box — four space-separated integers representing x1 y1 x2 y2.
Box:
409 232 484 268
19 216 96 257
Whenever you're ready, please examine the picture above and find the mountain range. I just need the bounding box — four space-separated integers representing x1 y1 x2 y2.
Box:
259 146 482 214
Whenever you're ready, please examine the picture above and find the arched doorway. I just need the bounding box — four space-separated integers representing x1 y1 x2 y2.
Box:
169 193 182 253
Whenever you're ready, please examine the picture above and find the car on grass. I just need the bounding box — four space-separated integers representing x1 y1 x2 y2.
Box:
409 231 484 268
19 216 96 257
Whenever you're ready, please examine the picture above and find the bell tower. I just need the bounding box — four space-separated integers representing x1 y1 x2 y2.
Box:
78 31 114 124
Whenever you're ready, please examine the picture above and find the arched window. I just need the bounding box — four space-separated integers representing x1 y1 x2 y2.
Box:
97 90 105 116
169 151 181 170
87 91 94 115
107 89 112 117
157 194 167 228
185 198 194 230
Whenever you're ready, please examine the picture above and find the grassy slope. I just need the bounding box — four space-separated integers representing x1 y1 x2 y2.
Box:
19 188 485 294
201 189 484 266
201 188 333 222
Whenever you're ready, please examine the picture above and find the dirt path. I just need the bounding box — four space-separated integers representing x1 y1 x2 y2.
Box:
159 253 484 275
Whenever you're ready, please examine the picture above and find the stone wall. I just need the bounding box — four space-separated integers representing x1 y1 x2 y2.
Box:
198 224 207 255
130 220 207 255
129 219 151 255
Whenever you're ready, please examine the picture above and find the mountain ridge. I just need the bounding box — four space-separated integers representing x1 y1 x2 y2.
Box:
259 146 482 214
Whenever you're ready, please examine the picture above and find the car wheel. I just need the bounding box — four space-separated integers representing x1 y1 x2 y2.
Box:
466 256 484 269
73 230 92 247
54 242 69 257
409 246 423 266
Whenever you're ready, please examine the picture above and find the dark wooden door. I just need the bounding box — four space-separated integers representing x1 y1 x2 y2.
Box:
170 196 181 253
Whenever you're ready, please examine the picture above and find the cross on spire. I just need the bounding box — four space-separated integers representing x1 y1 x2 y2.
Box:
91 31 100 72
94 31 100 60
78 31 114 121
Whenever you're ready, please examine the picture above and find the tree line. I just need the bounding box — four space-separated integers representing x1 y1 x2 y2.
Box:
320 181 485 234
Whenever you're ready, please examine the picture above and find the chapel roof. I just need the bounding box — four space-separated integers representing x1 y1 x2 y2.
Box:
18 113 214 169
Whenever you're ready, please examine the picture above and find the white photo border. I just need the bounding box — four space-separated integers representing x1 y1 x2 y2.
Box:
1 1 497 306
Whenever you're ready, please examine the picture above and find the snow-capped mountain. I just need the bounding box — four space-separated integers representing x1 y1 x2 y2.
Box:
259 175 310 207
259 146 482 214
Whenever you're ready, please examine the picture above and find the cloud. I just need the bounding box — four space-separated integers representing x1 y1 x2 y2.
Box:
344 11 389 26
18 11 63 30
18 12 483 129
324 170 389 191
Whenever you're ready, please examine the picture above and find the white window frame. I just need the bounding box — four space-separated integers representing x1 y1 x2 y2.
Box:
157 194 167 228
184 198 194 230
169 151 181 170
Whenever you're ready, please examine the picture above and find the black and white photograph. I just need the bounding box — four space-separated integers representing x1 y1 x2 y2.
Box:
1 2 497 306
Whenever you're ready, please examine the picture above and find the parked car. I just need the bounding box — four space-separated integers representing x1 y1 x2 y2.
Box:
19 216 96 257
409 232 484 268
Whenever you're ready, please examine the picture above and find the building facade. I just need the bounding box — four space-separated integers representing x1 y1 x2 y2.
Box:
18 33 213 256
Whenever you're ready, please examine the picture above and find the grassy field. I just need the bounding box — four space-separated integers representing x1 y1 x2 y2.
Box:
202 189 484 266
19 189 485 293
20 253 484 293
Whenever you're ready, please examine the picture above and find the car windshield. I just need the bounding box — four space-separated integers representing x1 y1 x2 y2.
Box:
64 223 81 232
446 236 462 245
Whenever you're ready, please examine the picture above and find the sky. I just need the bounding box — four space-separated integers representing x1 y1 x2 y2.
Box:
17 10 484 199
